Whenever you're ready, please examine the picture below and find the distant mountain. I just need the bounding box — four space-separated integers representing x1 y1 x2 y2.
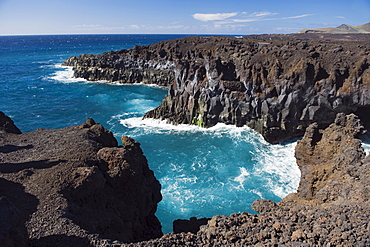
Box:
298 22 370 34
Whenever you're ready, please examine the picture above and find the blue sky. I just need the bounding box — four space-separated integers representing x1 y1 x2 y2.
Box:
0 0 369 35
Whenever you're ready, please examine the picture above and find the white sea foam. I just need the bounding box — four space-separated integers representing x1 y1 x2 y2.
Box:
49 64 86 84
360 135 370 156
363 143 370 156
250 189 263 199
120 117 205 135
48 64 169 90
119 116 262 137
233 167 250 190
253 141 300 199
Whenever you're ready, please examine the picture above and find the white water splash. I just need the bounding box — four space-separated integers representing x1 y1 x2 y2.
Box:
49 64 86 83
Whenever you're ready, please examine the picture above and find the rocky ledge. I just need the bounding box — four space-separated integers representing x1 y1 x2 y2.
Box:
0 111 162 246
63 34 370 143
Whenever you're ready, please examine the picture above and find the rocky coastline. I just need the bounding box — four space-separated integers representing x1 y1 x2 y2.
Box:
126 113 370 246
1 111 370 246
2 33 370 246
63 34 370 144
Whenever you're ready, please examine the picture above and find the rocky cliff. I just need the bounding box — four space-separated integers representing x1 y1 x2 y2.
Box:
0 112 162 246
63 35 370 143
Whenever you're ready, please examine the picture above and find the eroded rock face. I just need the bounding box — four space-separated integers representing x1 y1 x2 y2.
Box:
64 35 370 143
293 113 368 204
62 49 176 86
0 112 162 246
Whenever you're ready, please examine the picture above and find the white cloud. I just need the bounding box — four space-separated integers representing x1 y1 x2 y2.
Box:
232 18 258 23
192 12 238 22
336 16 346 19
251 11 277 17
282 14 313 19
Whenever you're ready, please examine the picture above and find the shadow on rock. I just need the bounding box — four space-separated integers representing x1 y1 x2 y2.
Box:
0 160 64 173
0 144 33 154
0 178 39 247
29 235 93 247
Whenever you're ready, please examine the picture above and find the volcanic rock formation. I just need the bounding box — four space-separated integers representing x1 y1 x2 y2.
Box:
63 35 370 143
0 112 162 246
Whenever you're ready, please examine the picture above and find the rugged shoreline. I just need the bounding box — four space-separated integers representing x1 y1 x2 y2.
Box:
1 111 370 246
2 33 369 246
63 34 370 144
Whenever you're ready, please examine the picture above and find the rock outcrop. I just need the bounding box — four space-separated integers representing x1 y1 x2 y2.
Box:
0 111 162 246
0 111 21 134
292 113 368 204
64 35 370 143
62 47 176 86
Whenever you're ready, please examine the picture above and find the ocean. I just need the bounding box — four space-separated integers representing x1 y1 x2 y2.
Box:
0 34 301 233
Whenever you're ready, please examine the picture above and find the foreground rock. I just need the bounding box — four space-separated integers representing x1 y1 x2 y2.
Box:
0 112 162 246
122 113 370 246
63 34 370 143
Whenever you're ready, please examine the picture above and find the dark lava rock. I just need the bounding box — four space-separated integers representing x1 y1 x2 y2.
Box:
0 111 21 134
0 112 162 246
63 34 370 144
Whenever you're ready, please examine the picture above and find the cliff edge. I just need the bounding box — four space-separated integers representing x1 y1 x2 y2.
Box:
0 111 162 246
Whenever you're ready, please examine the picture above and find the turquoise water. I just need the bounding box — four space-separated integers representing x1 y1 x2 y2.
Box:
0 35 300 233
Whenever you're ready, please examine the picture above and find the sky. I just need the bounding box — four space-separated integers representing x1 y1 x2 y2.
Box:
0 0 369 35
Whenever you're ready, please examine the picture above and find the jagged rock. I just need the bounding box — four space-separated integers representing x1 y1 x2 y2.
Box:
293 113 368 204
0 111 21 134
0 113 162 246
63 35 370 143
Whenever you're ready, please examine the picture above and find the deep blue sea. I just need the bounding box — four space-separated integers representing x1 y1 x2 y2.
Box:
0 34 301 233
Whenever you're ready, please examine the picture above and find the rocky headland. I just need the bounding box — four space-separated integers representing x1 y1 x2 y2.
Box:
0 112 162 246
63 34 370 144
